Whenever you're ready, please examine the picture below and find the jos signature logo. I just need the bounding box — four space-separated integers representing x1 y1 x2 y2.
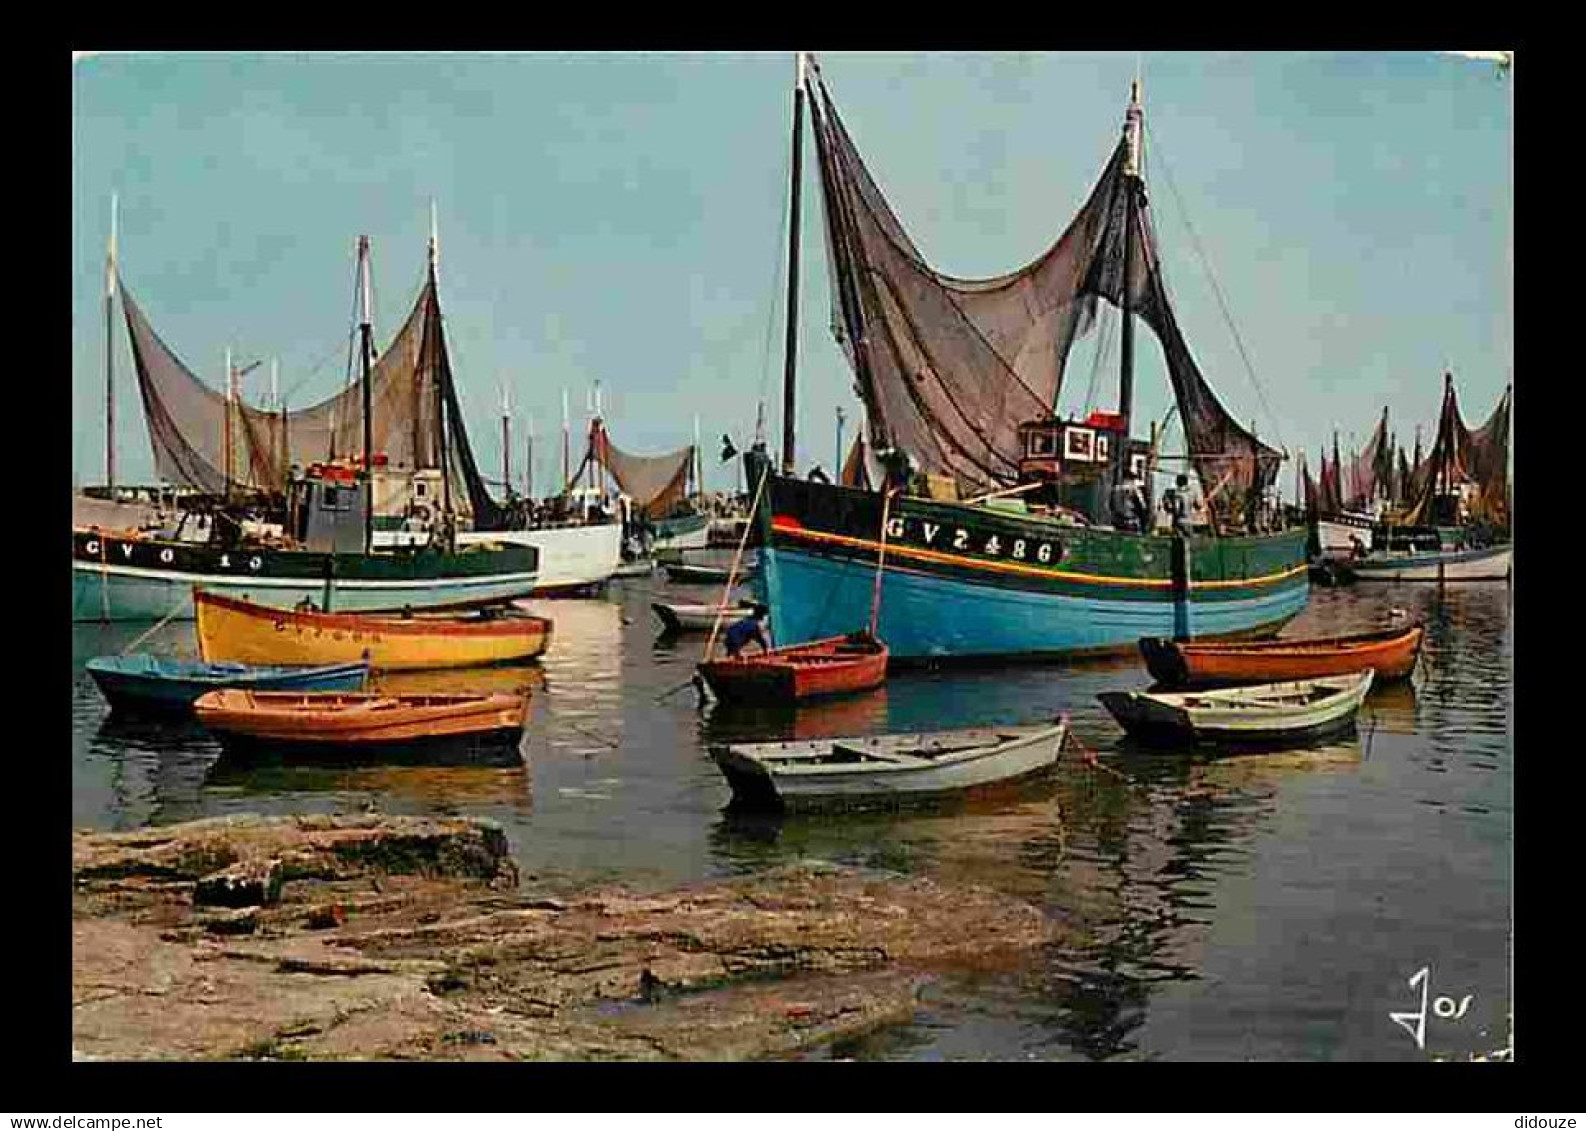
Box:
1389 965 1474 1050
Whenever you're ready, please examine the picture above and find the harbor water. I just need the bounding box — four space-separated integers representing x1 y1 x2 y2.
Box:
70 578 1512 1062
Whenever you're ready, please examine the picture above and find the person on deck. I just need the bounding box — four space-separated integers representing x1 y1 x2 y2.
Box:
723 605 771 659
1165 474 1193 537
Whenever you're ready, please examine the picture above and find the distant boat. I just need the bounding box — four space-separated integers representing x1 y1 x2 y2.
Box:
1349 543 1511 583
697 632 888 706
709 719 1068 811
1098 670 1374 746
86 654 369 715
193 688 526 757
1139 624 1423 688
661 560 757 585
194 588 552 671
652 513 712 553
651 600 756 635
611 557 656 579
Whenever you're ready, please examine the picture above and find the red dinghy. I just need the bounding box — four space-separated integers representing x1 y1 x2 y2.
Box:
697 631 889 706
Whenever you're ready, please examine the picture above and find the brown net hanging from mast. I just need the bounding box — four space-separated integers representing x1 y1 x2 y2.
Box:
119 265 509 527
1398 376 1511 528
808 69 1284 511
578 420 694 517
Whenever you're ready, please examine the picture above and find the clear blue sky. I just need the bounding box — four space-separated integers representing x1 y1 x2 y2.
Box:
72 51 1512 498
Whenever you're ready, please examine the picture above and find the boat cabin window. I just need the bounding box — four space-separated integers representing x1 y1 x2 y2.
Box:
1026 430 1057 457
321 485 351 511
414 481 427 498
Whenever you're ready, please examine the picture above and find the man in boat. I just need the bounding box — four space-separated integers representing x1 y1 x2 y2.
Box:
723 604 771 659
1110 472 1149 533
1164 474 1194 538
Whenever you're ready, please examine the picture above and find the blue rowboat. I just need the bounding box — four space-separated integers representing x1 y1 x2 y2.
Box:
86 654 370 715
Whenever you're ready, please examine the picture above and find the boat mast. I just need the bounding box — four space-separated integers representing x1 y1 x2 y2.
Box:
780 52 808 476
694 413 703 500
1116 79 1143 487
561 388 571 494
501 379 512 495
357 235 375 552
224 346 234 500
105 194 118 494
428 222 452 533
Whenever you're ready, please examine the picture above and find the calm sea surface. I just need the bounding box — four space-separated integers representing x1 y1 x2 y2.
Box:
70 577 1512 1062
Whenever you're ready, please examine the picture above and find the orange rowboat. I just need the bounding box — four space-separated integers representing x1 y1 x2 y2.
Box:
697 632 889 706
193 689 527 757
194 588 551 671
1139 623 1424 689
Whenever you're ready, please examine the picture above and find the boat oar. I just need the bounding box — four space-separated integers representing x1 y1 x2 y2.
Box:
704 463 771 659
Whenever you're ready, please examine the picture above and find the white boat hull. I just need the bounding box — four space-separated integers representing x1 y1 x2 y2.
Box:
1350 544 1511 582
1099 671 1373 745
453 523 623 593
1317 513 1374 556
710 722 1067 810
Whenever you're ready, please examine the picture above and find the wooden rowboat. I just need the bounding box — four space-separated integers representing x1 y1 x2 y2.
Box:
651 600 757 635
661 561 758 585
193 688 527 756
87 654 369 716
697 632 888 706
709 719 1067 811
1097 670 1375 747
194 588 552 671
1139 624 1423 688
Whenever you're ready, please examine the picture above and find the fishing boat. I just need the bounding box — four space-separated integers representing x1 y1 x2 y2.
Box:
747 57 1308 663
708 719 1068 811
80 212 545 622
193 688 526 757
651 600 757 635
1097 670 1375 746
453 521 622 595
1139 624 1423 688
653 513 712 553
697 632 888 706
194 588 552 671
86 654 369 715
1349 543 1511 583
662 560 758 585
611 556 656 579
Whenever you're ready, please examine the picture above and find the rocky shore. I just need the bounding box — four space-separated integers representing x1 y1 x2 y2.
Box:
73 813 1059 1061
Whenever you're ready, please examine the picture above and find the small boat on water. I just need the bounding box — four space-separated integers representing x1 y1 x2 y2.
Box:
661 560 758 585
1349 544 1511 583
611 557 656 579
193 688 527 756
1098 670 1375 747
652 600 758 635
1139 624 1423 688
195 588 552 671
86 654 369 715
709 719 1068 811
697 632 888 706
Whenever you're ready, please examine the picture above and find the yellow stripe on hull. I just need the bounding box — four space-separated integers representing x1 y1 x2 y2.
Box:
196 594 551 671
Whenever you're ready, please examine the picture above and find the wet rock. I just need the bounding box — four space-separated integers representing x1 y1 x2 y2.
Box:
72 813 1060 1061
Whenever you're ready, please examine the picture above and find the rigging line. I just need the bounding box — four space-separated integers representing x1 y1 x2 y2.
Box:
759 138 792 444
1145 125 1287 455
1080 300 1114 416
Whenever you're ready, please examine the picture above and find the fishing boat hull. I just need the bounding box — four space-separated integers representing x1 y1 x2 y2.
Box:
1349 544 1511 583
73 529 540 623
698 634 888 705
1315 512 1376 557
709 720 1067 811
652 513 712 553
193 689 526 758
86 655 369 715
755 474 1309 663
1098 671 1374 746
194 589 552 671
453 522 622 594
1139 624 1423 687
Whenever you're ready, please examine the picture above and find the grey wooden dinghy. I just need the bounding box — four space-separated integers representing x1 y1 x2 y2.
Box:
708 719 1067 811
651 600 758 635
1097 669 1374 747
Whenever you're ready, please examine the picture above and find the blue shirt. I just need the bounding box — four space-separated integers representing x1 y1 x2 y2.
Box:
724 615 768 653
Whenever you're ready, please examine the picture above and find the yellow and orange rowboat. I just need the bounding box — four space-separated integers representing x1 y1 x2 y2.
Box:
193 688 526 752
194 588 551 671
1139 623 1424 689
